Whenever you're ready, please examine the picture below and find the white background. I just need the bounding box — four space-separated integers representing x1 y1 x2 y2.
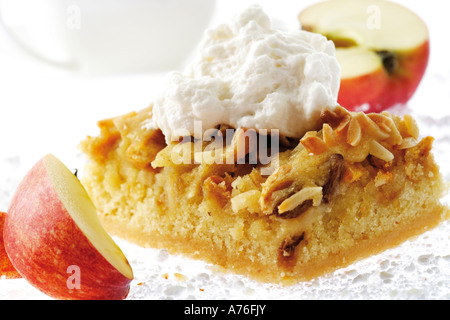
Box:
1 0 450 299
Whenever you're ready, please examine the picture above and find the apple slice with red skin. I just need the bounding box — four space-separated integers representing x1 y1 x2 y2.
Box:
0 211 21 279
4 154 133 300
299 0 429 112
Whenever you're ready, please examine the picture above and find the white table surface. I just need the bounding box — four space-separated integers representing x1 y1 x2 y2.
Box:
1 0 450 300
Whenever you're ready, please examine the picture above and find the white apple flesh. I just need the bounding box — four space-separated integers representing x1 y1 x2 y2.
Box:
4 154 133 300
299 0 429 112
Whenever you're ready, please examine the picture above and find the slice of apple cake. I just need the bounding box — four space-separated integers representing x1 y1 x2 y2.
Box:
80 105 449 283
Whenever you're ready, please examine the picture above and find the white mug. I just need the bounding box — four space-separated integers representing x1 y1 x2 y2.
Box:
0 0 217 74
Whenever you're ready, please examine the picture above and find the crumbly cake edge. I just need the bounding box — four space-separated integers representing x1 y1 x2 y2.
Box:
79 105 450 284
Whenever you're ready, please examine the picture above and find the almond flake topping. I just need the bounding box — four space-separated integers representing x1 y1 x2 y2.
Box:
278 186 323 214
301 106 420 162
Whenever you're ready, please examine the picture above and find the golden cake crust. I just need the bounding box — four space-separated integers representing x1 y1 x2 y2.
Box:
80 105 449 283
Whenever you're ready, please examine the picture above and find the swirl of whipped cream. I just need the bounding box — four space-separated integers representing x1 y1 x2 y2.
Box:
152 5 341 143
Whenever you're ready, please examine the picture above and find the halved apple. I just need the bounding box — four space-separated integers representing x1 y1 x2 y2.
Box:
299 0 429 112
0 211 21 279
4 154 133 300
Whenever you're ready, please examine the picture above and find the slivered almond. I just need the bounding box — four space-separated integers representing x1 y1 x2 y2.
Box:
313 106 421 164
368 113 403 145
369 140 394 162
300 132 328 154
322 123 338 147
335 114 352 133
334 106 351 118
403 114 419 139
278 186 323 214
385 118 403 145
347 117 362 146
397 137 419 150
368 113 392 133
355 112 390 140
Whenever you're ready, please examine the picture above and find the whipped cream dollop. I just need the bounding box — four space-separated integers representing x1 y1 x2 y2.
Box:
151 5 341 142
